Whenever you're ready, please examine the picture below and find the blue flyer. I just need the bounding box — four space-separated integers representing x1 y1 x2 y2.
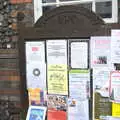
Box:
26 106 47 120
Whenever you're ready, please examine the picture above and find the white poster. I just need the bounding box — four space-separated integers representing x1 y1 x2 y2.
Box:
26 62 46 89
111 30 120 63
46 40 67 64
71 41 88 68
99 116 120 120
110 71 120 103
68 99 89 120
93 68 110 97
91 36 111 68
25 41 45 63
69 70 90 100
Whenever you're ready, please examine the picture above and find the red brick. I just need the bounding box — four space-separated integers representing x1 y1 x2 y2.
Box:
10 0 32 4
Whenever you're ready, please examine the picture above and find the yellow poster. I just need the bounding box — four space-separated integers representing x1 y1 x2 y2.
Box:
112 102 120 117
47 64 68 95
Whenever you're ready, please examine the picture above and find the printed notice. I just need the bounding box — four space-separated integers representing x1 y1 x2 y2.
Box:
91 36 111 68
26 62 46 89
47 40 67 64
110 71 120 103
26 41 45 63
68 98 89 120
69 70 90 100
47 65 68 95
70 41 88 68
93 68 110 97
111 30 120 63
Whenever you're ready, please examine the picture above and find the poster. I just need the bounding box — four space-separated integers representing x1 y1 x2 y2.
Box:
26 106 47 120
46 40 67 64
93 68 110 97
94 92 112 120
69 69 90 100
47 64 68 95
28 88 45 106
26 62 46 89
28 88 41 106
68 98 89 120
111 30 120 63
112 103 120 117
91 36 111 68
25 41 45 63
47 95 67 120
70 41 88 68
110 71 120 103
93 68 112 119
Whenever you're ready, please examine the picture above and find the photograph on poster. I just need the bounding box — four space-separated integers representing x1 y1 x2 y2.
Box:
110 71 120 103
47 95 67 120
90 36 111 68
69 40 88 69
26 106 47 120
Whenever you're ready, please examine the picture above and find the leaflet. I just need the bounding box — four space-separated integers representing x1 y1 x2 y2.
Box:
25 41 45 63
111 30 120 63
46 40 67 64
110 71 120 103
93 68 110 97
70 41 88 68
91 36 111 68
68 98 89 120
69 69 90 100
47 64 68 95
26 62 46 89
26 106 47 120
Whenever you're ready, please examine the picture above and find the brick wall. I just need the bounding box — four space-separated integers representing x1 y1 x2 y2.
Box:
0 0 34 119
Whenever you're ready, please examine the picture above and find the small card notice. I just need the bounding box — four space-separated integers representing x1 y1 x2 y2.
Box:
26 106 47 120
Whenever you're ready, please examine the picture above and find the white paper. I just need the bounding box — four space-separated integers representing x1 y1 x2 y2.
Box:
110 71 120 103
26 41 45 63
71 42 88 68
93 68 110 97
99 116 120 120
69 70 90 101
26 62 46 89
109 117 120 120
68 99 89 120
46 40 67 64
91 36 111 68
111 30 120 63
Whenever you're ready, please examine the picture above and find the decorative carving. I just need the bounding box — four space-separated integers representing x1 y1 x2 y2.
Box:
58 15 78 25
